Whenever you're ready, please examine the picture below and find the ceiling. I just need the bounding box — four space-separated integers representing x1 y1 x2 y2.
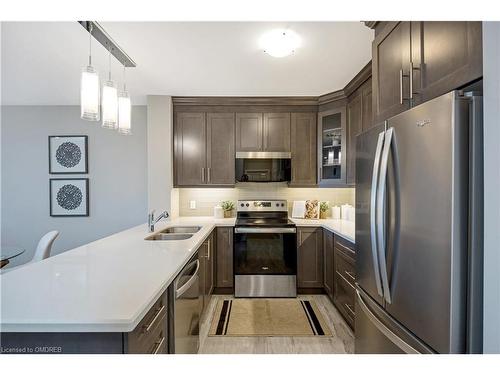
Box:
1 22 373 105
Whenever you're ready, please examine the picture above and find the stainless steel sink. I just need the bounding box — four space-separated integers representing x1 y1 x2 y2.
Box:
145 233 194 241
161 226 201 234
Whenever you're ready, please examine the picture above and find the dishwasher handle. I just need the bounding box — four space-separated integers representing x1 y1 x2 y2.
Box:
175 259 200 299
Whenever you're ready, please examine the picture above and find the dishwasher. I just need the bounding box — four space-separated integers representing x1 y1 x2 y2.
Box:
167 251 202 354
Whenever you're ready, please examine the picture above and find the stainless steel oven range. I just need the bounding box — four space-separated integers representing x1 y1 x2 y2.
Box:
233 200 297 297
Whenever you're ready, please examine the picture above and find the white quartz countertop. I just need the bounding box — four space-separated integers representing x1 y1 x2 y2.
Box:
290 218 355 243
0 217 235 333
0 215 353 333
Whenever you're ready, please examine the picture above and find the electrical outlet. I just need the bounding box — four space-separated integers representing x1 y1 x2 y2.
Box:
189 200 196 209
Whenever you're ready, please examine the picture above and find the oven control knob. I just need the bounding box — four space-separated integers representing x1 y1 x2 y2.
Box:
246 203 249 207
281 203 285 207
276 203 279 207
240 203 244 207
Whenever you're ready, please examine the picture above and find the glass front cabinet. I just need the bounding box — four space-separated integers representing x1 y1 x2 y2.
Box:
317 107 346 186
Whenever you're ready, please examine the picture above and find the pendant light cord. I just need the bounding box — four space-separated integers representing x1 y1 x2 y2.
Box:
88 23 93 66
108 43 112 81
123 64 127 91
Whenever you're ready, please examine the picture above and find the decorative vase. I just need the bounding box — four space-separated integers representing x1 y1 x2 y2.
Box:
223 210 232 218
320 211 327 219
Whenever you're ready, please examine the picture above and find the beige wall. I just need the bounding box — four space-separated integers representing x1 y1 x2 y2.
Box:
178 183 354 217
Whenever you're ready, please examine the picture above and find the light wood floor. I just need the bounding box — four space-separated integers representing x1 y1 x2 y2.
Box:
198 295 354 354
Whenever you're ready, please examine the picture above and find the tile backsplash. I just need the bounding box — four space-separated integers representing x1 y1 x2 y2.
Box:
178 183 355 217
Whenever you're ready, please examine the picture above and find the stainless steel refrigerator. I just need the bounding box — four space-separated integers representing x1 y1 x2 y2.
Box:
355 91 483 354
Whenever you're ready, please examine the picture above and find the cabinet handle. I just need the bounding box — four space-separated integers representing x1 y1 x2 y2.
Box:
409 62 420 101
207 167 211 183
345 270 355 281
142 305 165 333
344 303 355 316
399 69 410 104
207 240 210 260
151 336 165 354
201 167 205 182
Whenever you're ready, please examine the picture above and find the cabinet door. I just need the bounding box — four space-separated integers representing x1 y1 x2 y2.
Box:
323 229 335 302
346 91 362 185
411 21 482 105
263 113 291 152
235 113 263 152
297 227 324 289
318 107 347 186
198 241 207 312
372 22 411 122
290 112 317 186
216 227 234 288
206 113 235 185
174 112 206 186
361 78 373 131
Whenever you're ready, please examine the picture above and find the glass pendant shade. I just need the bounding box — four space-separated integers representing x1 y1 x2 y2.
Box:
118 90 132 135
80 66 100 121
102 80 118 129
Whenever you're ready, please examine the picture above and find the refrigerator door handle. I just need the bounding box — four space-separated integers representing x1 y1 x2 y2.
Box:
356 290 420 354
377 127 394 304
370 131 386 298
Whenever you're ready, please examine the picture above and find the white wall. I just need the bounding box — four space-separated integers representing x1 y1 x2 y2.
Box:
146 95 178 219
482 21 500 354
1 105 148 266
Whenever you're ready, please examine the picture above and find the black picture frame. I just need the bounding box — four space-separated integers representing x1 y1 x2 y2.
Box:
49 178 89 217
48 135 89 174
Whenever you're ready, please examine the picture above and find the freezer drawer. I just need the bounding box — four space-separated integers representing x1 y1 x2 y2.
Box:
355 287 434 354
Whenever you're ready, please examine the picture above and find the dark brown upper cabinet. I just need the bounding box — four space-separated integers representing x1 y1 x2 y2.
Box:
410 21 482 106
206 113 235 185
346 77 373 186
263 113 291 152
175 112 235 187
318 106 347 186
290 112 317 187
372 22 411 123
361 78 373 131
297 227 324 289
347 91 362 186
174 112 207 186
235 113 263 152
373 21 482 123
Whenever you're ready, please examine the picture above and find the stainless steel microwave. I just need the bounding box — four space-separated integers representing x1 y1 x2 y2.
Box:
235 152 291 183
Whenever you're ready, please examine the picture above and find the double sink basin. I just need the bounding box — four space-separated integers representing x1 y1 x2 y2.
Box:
145 226 202 241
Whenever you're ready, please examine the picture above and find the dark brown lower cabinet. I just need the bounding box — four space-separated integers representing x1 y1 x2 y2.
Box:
323 229 335 301
199 231 214 314
0 293 168 354
333 236 356 329
215 227 234 291
297 227 324 289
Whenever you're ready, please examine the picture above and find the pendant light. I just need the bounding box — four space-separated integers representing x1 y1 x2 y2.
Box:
102 43 118 129
118 64 132 135
80 24 100 121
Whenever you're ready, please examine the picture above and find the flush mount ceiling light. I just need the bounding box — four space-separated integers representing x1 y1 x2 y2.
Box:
259 29 301 58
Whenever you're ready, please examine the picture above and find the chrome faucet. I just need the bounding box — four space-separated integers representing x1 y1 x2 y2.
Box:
148 210 170 232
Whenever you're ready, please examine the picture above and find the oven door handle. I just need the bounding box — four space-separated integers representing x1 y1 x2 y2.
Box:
234 227 297 234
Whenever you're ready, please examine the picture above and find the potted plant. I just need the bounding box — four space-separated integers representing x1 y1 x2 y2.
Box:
221 201 235 218
320 201 329 219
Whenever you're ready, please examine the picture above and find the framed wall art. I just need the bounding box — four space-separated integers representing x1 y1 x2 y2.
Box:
49 135 88 174
49 178 89 217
